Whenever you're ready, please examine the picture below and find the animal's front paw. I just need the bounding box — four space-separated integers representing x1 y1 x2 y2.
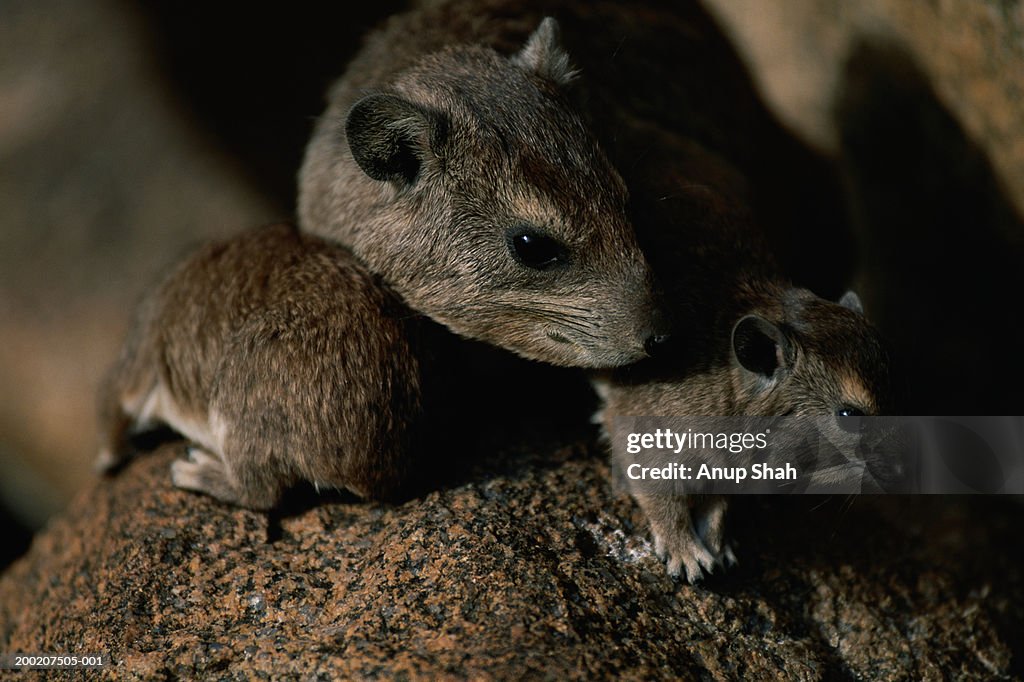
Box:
651 524 718 583
634 493 735 583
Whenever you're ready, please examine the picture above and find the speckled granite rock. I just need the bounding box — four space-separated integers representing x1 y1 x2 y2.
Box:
1 443 1021 680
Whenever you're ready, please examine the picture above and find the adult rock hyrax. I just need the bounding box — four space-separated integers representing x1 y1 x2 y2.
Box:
97 224 424 509
299 17 665 367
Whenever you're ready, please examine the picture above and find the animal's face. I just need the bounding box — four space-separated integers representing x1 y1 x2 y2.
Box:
337 20 662 368
730 289 905 488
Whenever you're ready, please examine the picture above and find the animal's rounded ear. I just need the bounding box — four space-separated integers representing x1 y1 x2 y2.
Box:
513 17 578 86
345 93 448 185
838 290 864 315
731 315 794 378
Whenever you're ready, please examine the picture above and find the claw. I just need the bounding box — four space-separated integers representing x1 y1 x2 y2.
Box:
721 543 738 568
653 533 667 561
657 528 719 584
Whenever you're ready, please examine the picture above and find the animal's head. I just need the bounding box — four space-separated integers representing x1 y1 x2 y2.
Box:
729 288 906 489
729 289 896 418
299 18 663 368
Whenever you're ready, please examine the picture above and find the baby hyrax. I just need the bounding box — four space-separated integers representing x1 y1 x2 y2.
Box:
96 223 423 509
594 286 897 583
299 18 664 368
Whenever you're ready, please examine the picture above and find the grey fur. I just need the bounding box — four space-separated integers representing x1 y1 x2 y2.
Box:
512 17 578 85
839 290 864 314
97 14 665 510
299 17 661 368
596 286 896 583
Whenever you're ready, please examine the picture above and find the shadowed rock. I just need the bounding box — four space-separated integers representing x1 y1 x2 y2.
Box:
1 445 1020 679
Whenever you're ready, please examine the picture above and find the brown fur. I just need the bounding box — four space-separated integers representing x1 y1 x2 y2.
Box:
96 223 423 509
299 16 664 368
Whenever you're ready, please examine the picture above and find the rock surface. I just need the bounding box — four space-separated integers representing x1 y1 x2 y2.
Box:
702 0 1024 218
2 443 1021 679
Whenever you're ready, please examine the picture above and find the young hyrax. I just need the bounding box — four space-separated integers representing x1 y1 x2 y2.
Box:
97 224 424 509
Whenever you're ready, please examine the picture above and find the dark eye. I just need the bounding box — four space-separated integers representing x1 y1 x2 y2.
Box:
506 226 569 271
835 406 865 433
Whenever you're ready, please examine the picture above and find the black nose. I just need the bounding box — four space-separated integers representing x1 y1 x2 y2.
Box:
644 333 671 357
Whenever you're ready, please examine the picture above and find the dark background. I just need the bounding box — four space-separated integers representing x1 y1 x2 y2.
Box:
136 2 408 211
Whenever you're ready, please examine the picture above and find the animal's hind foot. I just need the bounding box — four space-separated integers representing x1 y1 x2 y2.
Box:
94 447 121 474
171 446 240 506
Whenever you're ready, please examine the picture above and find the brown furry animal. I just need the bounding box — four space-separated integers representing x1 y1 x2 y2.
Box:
96 223 424 509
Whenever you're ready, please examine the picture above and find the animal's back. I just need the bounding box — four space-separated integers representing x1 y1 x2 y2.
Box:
98 224 425 504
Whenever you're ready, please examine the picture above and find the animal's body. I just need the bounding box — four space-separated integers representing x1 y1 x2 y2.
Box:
97 223 424 509
341 1 899 585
